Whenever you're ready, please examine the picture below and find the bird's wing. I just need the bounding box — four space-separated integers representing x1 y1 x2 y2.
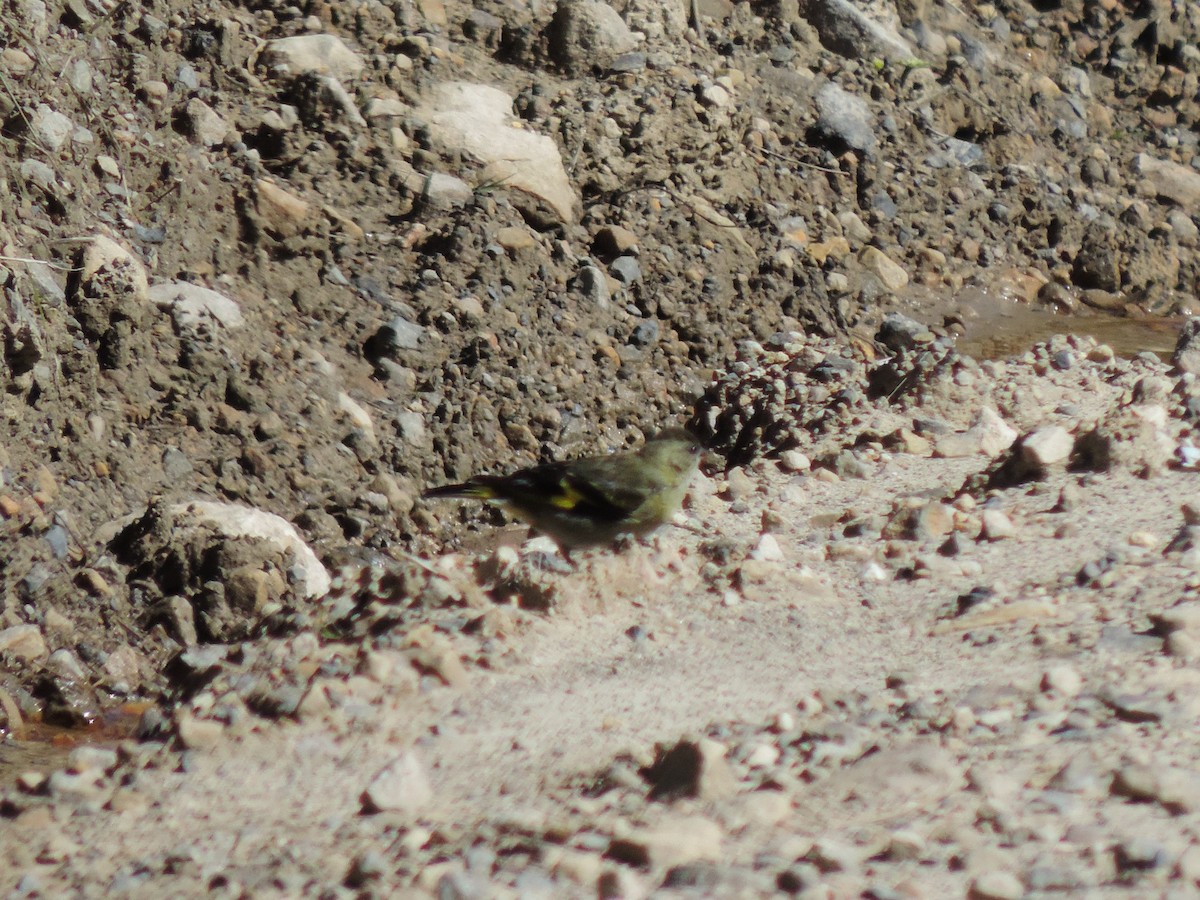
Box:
501 460 637 523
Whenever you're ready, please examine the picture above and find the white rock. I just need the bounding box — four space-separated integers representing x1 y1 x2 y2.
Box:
0 625 46 660
362 751 433 814
548 0 639 73
421 171 474 209
941 407 1018 458
779 449 811 472
971 870 1024 900
980 509 1014 541
751 533 784 561
1020 425 1072 468
148 281 244 331
1134 152 1200 208
261 34 365 81
30 104 73 152
337 392 377 443
184 99 230 146
799 0 914 61
20 159 57 191
417 82 578 223
105 501 330 599
80 235 148 296
1041 664 1082 697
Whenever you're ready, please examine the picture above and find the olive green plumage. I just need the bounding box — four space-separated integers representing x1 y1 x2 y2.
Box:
422 428 703 549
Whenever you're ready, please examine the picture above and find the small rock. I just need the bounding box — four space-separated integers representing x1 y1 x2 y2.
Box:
420 171 473 209
608 815 722 870
254 179 311 237
751 533 783 562
1134 152 1200 208
1112 764 1200 813
1020 425 1072 468
148 281 244 332
574 266 611 309
183 99 230 146
362 751 433 814
860 246 909 291
724 467 756 501
806 838 861 873
46 769 103 802
876 312 931 352
1174 318 1200 375
738 790 791 826
594 225 638 256
970 870 1024 900
30 104 74 152
815 82 876 154
1041 664 1082 697
610 255 642 285
778 450 811 472
980 509 1014 541
0 625 47 660
495 226 537 251
67 746 118 774
176 713 226 750
799 0 914 60
912 501 953 540
887 829 925 861
418 82 577 222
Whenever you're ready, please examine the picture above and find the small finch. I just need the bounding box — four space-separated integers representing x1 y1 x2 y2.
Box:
422 428 703 550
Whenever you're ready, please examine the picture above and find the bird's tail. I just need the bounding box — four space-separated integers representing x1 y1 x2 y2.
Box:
421 481 498 501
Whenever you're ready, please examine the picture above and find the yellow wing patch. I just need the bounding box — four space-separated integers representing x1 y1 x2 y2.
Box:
550 478 585 510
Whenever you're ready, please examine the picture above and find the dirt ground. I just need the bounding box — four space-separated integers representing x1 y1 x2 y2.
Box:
3 0 1200 894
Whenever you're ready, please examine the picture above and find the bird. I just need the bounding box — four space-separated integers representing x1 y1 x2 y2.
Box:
422 428 703 551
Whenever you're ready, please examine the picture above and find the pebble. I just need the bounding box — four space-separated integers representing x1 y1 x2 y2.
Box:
608 816 722 870
574 266 611 309
724 467 756 501
183 98 230 146
806 837 861 873
362 751 433 814
609 255 642 285
1041 664 1082 697
778 449 810 472
0 625 47 660
1020 425 1072 468
751 533 783 562
30 104 73 151
1111 764 1200 812
860 246 909 291
970 870 1024 899
980 509 1014 541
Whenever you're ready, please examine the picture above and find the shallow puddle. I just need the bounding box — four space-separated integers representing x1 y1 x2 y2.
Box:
0 703 150 786
941 285 1181 361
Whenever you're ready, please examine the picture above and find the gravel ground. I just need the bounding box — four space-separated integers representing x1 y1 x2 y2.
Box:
2 0 1200 894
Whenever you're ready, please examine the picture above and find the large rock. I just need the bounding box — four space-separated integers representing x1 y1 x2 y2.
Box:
417 82 578 223
547 0 639 74
148 281 245 333
1134 153 1200 208
260 34 364 81
797 0 913 60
